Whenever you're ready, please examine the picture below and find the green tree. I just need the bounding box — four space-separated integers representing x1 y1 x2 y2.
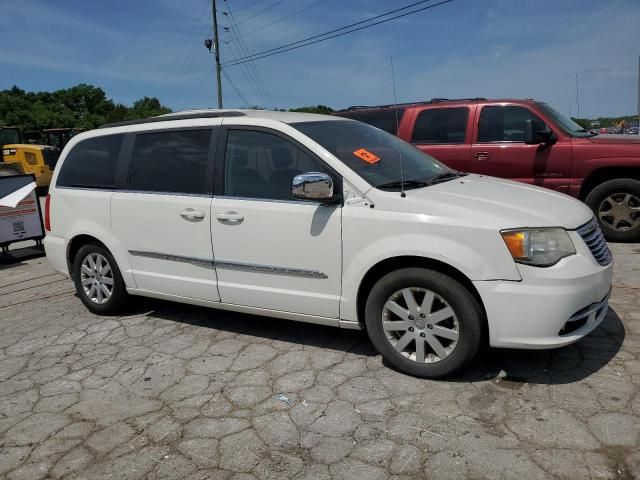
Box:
571 118 591 129
289 105 334 114
126 97 172 120
0 84 172 140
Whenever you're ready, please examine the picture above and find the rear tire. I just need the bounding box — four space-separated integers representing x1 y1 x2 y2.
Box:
72 243 129 315
364 268 482 378
585 178 640 242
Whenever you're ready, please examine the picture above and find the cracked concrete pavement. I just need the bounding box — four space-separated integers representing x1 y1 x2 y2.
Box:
0 244 639 479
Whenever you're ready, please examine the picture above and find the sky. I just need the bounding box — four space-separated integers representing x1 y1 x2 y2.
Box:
1 0 639 118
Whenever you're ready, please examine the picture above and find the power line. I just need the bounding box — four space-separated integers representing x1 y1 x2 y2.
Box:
222 69 251 107
164 21 215 108
224 20 274 107
230 0 330 40
223 0 276 108
155 0 212 99
235 0 289 26
223 33 270 105
230 0 269 13
180 56 218 109
223 0 451 67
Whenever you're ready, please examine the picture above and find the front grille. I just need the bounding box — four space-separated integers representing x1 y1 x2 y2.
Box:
576 218 612 266
41 147 61 169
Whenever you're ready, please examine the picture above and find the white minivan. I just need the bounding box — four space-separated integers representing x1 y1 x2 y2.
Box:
44 110 612 377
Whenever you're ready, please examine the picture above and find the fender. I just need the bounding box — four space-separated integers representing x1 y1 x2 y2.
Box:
65 221 137 289
340 227 522 323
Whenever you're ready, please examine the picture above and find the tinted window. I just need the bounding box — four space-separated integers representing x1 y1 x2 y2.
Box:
57 134 123 188
129 129 212 194
477 106 544 142
411 108 468 144
335 109 405 134
225 130 329 200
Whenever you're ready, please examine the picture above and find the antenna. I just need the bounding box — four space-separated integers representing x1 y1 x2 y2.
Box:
390 56 405 198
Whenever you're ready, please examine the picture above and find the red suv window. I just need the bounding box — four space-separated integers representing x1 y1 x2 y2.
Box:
477 106 545 143
411 107 469 144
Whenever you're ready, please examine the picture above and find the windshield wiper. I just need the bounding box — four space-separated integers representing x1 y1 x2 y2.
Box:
429 172 467 184
376 179 431 190
376 172 466 190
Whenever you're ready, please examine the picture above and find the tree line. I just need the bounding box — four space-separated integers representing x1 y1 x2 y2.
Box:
0 84 172 140
4 83 634 137
572 115 639 129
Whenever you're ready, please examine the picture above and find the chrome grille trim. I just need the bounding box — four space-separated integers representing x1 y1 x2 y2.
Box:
576 218 613 266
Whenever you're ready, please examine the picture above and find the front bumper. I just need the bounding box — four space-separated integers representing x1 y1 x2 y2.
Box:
473 250 613 349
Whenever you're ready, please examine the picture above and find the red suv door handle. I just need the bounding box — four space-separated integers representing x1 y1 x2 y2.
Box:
475 152 490 161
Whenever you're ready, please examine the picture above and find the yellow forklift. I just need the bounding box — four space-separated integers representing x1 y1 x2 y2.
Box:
0 126 60 187
42 127 84 149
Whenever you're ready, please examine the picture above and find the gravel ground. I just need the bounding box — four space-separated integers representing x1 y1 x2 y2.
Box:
0 243 639 479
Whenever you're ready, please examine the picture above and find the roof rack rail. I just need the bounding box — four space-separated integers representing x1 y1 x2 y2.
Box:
99 110 246 129
338 97 487 112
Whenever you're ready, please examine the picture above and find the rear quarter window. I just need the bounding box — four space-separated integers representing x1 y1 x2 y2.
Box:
56 134 123 189
335 109 405 134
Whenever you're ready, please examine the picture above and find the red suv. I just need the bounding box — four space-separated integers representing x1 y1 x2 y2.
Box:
335 98 640 242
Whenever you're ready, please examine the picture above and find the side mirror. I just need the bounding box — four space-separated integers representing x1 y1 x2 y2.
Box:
291 172 335 202
525 119 555 145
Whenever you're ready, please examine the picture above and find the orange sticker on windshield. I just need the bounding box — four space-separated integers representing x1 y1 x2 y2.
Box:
353 148 380 164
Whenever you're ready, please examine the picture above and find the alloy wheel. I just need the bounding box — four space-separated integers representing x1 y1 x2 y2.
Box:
598 193 640 231
382 287 459 363
80 253 114 304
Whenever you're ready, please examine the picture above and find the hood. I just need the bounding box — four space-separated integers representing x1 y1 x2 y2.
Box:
370 174 593 230
588 134 640 145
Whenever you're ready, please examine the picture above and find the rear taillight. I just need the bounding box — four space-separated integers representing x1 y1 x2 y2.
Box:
44 194 51 231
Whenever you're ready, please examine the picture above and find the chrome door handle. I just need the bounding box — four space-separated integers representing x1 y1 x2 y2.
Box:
216 212 244 223
475 152 490 161
179 208 205 220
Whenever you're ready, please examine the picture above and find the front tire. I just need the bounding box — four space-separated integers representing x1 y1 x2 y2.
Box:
72 243 128 315
364 268 482 378
585 178 640 242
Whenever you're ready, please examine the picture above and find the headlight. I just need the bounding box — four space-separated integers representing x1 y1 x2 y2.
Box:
501 228 575 267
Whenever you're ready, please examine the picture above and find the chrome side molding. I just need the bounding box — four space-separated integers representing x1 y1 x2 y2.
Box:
128 250 213 268
214 260 328 279
128 250 328 279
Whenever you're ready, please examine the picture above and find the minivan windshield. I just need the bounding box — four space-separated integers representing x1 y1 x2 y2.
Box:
535 102 596 138
291 120 460 190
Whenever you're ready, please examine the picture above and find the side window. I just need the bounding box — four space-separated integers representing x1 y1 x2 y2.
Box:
128 129 212 195
224 130 329 201
337 109 405 134
411 108 468 144
477 106 545 142
57 134 123 188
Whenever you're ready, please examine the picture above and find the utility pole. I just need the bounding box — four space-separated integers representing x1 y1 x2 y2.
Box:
575 73 580 119
637 55 639 135
212 0 223 108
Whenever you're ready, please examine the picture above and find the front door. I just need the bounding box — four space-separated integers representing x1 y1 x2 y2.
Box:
111 127 220 301
470 104 572 192
211 127 342 318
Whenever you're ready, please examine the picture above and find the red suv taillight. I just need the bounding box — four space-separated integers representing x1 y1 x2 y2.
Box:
44 194 51 231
